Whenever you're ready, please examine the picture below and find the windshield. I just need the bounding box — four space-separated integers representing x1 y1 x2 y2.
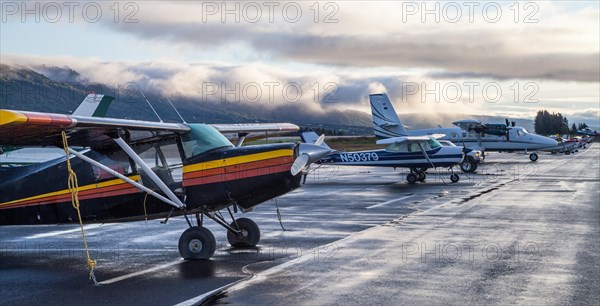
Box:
428 137 442 149
181 124 233 158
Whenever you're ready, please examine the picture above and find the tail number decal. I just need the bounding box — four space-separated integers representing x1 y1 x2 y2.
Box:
340 152 379 162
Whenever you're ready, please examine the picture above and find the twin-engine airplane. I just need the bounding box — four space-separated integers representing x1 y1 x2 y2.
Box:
370 93 558 162
301 131 464 184
0 94 331 260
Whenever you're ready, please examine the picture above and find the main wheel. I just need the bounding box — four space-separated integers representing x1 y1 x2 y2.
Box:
406 173 418 184
565 150 571 155
417 172 426 182
178 226 216 260
529 153 538 162
227 218 261 247
450 173 460 183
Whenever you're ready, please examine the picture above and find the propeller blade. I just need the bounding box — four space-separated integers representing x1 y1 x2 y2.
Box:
315 134 325 146
290 154 309 176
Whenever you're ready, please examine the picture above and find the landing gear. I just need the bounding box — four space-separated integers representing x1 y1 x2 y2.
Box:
227 217 261 247
178 206 262 260
417 172 426 182
565 150 571 155
178 226 216 260
407 173 418 184
529 152 538 162
450 173 460 183
459 158 478 173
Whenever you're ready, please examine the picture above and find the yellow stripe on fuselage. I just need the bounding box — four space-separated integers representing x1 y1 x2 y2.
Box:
0 175 141 206
183 149 293 173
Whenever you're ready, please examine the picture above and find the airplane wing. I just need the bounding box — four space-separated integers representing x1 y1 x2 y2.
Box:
0 109 190 148
210 123 299 134
452 119 484 131
376 134 445 145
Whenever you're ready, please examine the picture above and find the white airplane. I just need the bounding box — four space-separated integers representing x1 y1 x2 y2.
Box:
301 131 464 184
370 93 558 162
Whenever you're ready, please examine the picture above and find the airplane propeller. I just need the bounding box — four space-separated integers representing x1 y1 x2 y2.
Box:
315 134 325 146
290 142 332 176
291 154 310 176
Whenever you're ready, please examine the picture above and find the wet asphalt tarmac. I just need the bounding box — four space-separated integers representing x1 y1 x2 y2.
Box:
1 144 598 305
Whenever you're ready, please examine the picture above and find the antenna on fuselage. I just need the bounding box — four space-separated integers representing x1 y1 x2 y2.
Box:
165 96 187 124
138 88 163 123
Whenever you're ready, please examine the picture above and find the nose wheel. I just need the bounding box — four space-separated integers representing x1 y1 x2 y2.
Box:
450 173 460 183
529 152 538 161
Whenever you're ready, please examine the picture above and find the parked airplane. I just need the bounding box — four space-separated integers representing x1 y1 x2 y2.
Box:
0 101 330 261
301 131 464 184
578 128 599 137
370 93 558 162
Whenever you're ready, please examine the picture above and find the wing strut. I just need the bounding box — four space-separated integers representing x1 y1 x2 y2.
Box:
113 137 186 209
417 142 437 169
67 148 182 209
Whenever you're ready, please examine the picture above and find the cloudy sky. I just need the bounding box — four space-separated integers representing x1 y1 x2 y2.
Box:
1 1 599 123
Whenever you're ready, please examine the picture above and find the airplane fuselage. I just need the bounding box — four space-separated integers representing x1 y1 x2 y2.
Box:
404 127 557 152
0 143 301 225
319 146 463 168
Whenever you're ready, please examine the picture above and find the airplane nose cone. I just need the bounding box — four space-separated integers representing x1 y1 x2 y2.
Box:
291 143 333 176
296 143 332 164
544 137 558 148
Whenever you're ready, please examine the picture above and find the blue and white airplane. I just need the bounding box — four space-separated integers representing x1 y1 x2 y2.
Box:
370 93 558 162
301 132 464 184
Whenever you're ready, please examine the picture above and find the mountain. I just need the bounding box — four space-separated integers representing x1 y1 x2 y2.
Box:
0 64 535 134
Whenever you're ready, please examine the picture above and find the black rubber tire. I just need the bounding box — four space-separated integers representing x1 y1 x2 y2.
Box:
529 153 539 162
565 151 571 155
450 173 460 183
178 226 216 260
407 173 418 184
417 172 426 182
227 218 261 247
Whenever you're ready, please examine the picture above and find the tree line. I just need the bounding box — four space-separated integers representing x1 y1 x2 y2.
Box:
534 110 588 135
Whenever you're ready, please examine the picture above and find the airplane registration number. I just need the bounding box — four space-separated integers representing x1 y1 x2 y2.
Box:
340 152 379 162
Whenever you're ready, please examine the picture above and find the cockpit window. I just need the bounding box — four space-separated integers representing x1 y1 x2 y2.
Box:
181 124 233 158
517 129 526 137
428 137 442 149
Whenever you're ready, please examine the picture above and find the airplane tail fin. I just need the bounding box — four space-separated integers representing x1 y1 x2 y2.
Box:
73 94 115 117
300 131 331 149
369 93 408 138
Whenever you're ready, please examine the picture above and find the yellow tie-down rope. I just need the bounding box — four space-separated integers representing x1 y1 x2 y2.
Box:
61 131 98 285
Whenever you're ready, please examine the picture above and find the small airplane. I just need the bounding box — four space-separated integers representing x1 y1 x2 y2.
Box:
301 131 464 184
370 93 558 162
0 96 331 261
543 136 578 155
578 128 599 137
